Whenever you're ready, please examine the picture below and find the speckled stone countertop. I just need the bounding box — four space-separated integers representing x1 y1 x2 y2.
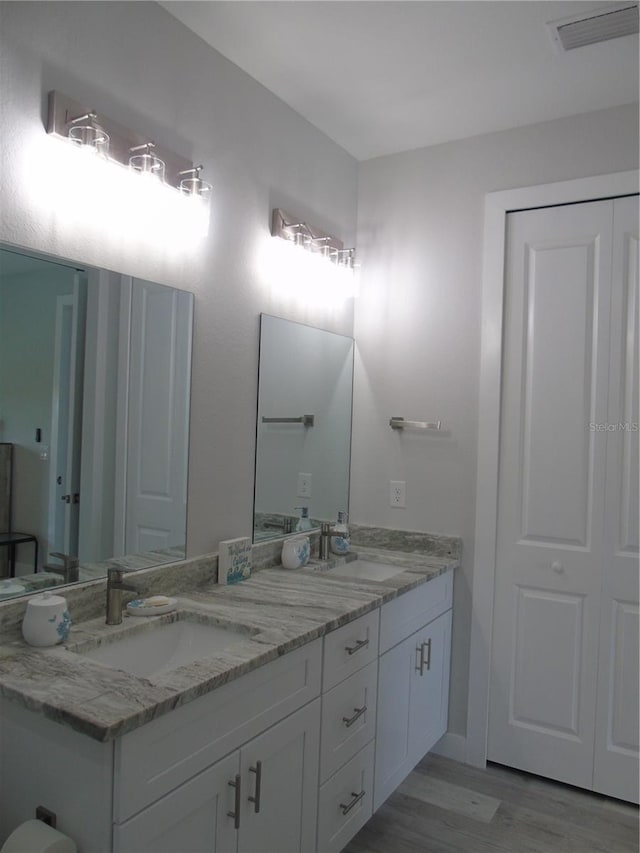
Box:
0 547 457 743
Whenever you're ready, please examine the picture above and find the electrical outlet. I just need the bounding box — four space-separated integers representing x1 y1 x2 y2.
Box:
390 480 406 508
297 472 312 498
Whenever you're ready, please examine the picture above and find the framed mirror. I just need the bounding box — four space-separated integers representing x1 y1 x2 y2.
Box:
0 244 193 600
253 314 354 542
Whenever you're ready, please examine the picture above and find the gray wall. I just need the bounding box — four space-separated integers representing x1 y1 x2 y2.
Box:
352 103 639 738
0 1 358 557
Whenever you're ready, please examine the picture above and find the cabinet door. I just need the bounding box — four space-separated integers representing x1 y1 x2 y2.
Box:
409 608 452 759
374 630 413 810
374 609 452 810
238 698 320 853
113 752 240 853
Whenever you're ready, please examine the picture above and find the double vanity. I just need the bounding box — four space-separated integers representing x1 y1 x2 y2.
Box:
0 544 457 853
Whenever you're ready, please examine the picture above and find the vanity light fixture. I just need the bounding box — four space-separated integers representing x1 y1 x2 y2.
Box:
67 111 109 155
271 208 357 271
129 142 165 182
46 90 210 199
178 165 212 198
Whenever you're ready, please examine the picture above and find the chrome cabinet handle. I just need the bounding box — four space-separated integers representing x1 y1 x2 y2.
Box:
227 774 241 829
340 789 366 816
424 637 432 671
342 705 367 728
345 637 369 656
415 639 432 675
248 760 262 813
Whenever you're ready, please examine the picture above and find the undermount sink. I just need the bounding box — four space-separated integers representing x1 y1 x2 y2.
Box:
72 613 256 679
316 559 407 582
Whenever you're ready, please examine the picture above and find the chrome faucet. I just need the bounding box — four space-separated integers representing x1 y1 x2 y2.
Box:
46 552 80 583
319 522 341 560
106 567 139 625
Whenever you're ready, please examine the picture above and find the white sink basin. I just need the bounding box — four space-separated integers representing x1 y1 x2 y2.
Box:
323 559 407 582
76 615 255 678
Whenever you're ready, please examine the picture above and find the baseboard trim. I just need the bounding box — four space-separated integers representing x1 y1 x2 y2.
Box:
432 732 469 764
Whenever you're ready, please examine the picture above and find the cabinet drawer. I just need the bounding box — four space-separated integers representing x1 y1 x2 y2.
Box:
323 609 379 691
114 638 322 822
320 660 377 782
380 570 452 653
317 740 375 853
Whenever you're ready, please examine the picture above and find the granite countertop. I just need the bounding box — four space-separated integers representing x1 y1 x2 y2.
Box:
0 548 457 743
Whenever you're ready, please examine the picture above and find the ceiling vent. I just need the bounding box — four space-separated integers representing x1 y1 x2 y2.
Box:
547 3 638 51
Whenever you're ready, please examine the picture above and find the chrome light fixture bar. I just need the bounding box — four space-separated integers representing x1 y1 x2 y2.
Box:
46 91 202 192
271 209 356 269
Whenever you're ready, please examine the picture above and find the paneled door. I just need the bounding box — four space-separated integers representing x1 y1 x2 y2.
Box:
125 279 192 555
593 196 639 803
488 197 639 801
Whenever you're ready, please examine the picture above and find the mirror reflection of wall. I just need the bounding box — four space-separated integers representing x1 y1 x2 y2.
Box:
0 246 193 599
254 314 354 542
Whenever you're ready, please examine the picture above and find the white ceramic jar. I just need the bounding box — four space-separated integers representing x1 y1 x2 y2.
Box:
22 592 72 647
281 536 311 570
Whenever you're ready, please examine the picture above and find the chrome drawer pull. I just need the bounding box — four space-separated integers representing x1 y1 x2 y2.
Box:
248 760 262 813
227 774 241 829
424 637 432 671
345 637 369 655
342 705 367 728
415 638 432 676
340 789 366 816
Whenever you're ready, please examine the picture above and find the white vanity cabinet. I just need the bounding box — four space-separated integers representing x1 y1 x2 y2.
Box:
113 639 322 853
374 571 453 810
0 567 455 853
114 699 320 853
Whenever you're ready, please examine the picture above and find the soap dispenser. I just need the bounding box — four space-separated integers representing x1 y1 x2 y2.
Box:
331 511 350 556
295 506 312 532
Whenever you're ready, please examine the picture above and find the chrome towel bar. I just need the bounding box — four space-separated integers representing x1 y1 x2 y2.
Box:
389 417 442 431
262 414 315 426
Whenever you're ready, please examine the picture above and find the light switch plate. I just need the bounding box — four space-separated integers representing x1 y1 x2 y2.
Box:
297 472 312 498
390 480 406 507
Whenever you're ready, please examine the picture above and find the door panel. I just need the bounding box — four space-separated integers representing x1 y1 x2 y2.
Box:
409 608 451 757
113 751 239 853
239 699 320 853
489 200 614 789
510 588 583 734
520 240 598 546
593 195 639 803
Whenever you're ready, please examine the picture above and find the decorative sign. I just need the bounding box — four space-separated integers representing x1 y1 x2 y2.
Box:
218 537 252 585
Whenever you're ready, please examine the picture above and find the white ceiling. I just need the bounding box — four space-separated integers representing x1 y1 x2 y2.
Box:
160 1 639 161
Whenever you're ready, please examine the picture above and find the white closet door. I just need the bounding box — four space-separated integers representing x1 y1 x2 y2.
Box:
488 200 614 788
125 280 192 555
593 196 639 804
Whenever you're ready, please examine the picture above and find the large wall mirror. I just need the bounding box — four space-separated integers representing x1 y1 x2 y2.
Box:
254 314 353 542
0 245 193 600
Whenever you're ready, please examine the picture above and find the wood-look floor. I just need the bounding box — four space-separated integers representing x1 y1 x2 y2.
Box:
343 754 639 853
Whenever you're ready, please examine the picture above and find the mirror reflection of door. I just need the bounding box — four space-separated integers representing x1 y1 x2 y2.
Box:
0 245 194 592
120 278 192 557
48 275 86 564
